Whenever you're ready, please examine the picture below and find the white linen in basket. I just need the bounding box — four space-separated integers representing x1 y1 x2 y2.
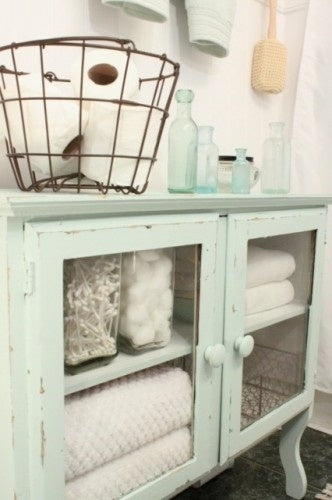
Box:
66 426 191 500
65 365 192 481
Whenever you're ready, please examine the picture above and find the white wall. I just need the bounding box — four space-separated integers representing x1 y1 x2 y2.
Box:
0 0 307 191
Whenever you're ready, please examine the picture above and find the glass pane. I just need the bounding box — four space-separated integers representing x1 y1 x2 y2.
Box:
63 245 200 373
63 245 201 495
242 230 315 429
64 358 195 498
241 315 308 429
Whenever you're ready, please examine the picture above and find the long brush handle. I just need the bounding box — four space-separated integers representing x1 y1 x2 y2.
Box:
268 0 277 39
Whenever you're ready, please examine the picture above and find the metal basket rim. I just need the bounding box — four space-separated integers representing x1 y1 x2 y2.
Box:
0 36 180 70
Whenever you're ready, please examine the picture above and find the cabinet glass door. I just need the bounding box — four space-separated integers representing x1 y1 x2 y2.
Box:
25 214 220 500
222 210 326 458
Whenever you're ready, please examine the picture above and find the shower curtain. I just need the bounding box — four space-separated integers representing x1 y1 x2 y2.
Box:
292 0 332 393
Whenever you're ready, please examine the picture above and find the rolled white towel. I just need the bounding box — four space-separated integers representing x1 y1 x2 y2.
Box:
101 0 169 23
66 427 191 500
185 0 236 58
247 246 296 289
65 365 192 481
246 280 295 315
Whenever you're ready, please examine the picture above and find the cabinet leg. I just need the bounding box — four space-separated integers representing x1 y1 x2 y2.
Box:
279 408 309 499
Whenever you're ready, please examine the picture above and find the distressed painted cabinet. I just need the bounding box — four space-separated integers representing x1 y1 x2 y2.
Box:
1 190 331 500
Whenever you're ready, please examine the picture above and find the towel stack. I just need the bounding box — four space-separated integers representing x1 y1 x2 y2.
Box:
246 246 296 315
65 365 192 499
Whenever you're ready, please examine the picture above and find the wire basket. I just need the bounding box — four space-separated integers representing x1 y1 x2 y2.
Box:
0 37 179 194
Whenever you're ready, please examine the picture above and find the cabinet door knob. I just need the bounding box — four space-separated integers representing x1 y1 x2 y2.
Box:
204 344 226 368
234 335 254 358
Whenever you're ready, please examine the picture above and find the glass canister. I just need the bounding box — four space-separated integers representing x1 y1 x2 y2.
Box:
64 254 121 373
168 89 198 193
218 156 259 193
232 148 250 194
196 126 219 193
261 122 291 194
119 248 175 351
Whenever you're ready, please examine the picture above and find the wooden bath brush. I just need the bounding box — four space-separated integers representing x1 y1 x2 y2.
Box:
251 0 287 94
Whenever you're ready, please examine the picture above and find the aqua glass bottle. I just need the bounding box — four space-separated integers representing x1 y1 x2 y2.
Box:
232 148 250 194
196 126 218 194
168 89 197 193
261 122 291 194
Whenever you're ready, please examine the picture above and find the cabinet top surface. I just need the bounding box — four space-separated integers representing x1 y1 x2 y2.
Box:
0 189 331 218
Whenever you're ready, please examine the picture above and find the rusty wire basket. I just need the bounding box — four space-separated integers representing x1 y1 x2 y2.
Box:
0 37 179 194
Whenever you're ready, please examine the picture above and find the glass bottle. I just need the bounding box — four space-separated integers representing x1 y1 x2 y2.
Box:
232 148 250 194
196 126 218 193
168 89 198 193
261 122 291 194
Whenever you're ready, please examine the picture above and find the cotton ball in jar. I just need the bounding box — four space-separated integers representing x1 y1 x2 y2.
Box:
159 288 173 311
126 303 149 324
119 316 146 341
154 319 172 343
151 256 173 290
133 258 153 283
127 281 149 303
133 323 155 346
138 249 162 262
146 292 160 312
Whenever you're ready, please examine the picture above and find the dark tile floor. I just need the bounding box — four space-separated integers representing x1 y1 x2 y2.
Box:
175 428 332 499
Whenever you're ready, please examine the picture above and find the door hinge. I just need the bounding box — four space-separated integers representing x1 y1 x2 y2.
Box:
24 262 35 296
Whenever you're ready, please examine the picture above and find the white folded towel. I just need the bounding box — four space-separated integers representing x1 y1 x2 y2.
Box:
185 0 237 57
246 280 295 315
66 427 191 500
247 246 296 289
65 365 192 481
101 0 169 23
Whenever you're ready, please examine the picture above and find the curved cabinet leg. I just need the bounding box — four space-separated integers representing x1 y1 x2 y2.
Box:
279 408 309 499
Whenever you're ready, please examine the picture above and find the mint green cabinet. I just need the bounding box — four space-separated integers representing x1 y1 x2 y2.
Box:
1 192 330 500
20 213 224 500
220 208 326 498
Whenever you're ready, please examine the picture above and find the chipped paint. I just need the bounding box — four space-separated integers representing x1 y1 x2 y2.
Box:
40 377 45 394
12 414 14 448
41 421 46 466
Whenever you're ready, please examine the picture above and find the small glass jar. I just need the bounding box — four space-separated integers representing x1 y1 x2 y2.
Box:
64 254 121 373
218 155 259 193
119 248 175 352
168 89 198 193
261 122 291 194
232 148 250 194
196 126 218 193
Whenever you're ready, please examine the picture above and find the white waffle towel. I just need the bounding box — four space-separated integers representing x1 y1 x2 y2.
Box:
65 365 192 481
101 0 169 22
66 427 191 500
185 0 237 57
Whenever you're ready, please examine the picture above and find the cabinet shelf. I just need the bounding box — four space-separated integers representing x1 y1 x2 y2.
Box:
245 302 307 334
64 319 193 396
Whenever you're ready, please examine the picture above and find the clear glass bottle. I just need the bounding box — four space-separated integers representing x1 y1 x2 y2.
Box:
168 89 198 193
196 126 218 193
261 122 291 194
232 148 250 194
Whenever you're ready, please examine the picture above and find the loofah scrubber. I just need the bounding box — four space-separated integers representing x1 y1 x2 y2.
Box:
251 0 287 94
